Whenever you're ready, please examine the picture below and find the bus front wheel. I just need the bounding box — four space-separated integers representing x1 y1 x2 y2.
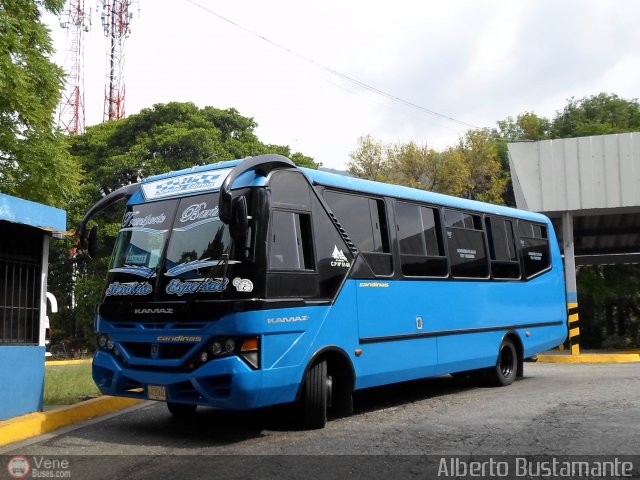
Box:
488 338 518 387
301 360 329 429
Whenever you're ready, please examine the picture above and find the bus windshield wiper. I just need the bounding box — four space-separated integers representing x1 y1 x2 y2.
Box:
183 253 230 312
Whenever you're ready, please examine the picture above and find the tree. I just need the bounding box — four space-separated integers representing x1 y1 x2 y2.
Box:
457 129 507 204
386 142 468 197
71 102 317 199
347 135 388 181
0 0 81 207
497 112 550 142
551 93 640 138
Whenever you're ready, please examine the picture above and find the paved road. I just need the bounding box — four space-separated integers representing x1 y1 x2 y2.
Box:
2 363 639 478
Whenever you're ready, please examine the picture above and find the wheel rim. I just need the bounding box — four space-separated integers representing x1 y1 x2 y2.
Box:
499 345 514 377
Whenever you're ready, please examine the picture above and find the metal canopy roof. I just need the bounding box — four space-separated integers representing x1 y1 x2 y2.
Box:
0 193 66 235
508 132 640 265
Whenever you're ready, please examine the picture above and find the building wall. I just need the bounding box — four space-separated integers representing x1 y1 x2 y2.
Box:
0 346 45 420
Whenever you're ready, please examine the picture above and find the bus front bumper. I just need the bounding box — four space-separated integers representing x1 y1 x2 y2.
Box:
92 350 269 410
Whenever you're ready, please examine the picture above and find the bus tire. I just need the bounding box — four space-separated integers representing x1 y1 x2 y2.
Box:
167 402 197 417
302 360 328 429
488 338 518 387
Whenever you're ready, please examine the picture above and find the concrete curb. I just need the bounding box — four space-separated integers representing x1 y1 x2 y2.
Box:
45 359 92 367
537 352 640 363
0 396 144 447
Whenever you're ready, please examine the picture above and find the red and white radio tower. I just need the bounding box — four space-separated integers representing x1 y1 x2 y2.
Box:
100 0 135 121
57 0 91 135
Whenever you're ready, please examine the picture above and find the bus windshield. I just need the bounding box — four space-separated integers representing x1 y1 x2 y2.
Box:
110 199 175 278
107 192 254 301
164 199 232 279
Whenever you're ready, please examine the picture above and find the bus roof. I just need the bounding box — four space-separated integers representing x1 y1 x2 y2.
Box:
133 157 549 224
301 167 550 223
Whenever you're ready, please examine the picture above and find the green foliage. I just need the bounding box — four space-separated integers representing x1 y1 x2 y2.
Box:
456 129 507 204
577 265 640 349
348 131 506 204
347 135 388 181
551 93 640 138
0 0 81 208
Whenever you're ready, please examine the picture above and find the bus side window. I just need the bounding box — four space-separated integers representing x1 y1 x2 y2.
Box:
269 211 314 271
324 191 392 276
485 217 520 280
444 208 489 279
518 221 550 279
395 201 447 277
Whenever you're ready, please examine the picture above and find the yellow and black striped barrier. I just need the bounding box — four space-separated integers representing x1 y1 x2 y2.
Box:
567 302 580 355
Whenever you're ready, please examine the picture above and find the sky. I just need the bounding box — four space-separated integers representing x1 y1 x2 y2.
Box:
45 0 640 170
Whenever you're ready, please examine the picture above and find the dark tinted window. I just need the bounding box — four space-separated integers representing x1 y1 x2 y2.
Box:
486 217 520 279
324 191 387 253
395 202 447 277
324 191 392 276
269 211 314 271
444 209 488 278
487 217 517 262
518 221 550 278
270 171 311 210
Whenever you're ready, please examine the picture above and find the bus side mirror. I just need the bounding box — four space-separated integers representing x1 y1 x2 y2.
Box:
87 225 99 259
230 196 248 244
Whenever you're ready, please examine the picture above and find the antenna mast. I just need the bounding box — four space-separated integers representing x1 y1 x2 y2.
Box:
100 0 135 121
57 0 91 135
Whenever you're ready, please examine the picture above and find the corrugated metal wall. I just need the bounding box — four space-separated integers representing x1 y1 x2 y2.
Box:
508 132 640 212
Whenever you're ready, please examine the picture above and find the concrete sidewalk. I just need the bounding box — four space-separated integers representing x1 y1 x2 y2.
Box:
0 396 144 447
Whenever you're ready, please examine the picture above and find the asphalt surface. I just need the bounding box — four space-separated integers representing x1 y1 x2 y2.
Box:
2 363 639 479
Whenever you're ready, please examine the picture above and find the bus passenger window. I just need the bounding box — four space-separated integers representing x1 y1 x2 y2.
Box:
324 191 392 276
269 211 314 271
486 217 520 280
396 202 447 277
518 221 550 279
444 209 489 279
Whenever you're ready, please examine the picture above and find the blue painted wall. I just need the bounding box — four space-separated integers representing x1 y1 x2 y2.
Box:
0 346 45 420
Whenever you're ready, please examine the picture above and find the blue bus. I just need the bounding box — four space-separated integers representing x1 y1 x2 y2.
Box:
79 154 567 428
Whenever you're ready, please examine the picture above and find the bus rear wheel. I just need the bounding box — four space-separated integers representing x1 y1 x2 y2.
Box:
167 402 197 417
301 360 329 429
488 338 518 386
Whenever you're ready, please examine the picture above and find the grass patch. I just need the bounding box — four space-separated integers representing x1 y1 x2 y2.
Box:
44 364 101 405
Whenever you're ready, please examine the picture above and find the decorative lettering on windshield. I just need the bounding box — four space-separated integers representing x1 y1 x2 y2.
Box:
180 202 220 223
165 278 229 296
122 211 167 228
141 168 233 200
105 281 153 296
108 265 157 278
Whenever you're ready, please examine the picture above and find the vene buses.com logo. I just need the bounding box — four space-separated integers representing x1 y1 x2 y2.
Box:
7 456 30 479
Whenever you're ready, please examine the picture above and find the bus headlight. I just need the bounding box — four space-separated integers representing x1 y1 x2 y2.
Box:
206 336 260 369
240 336 259 369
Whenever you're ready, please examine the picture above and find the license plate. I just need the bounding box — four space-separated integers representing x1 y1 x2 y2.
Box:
147 385 167 401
